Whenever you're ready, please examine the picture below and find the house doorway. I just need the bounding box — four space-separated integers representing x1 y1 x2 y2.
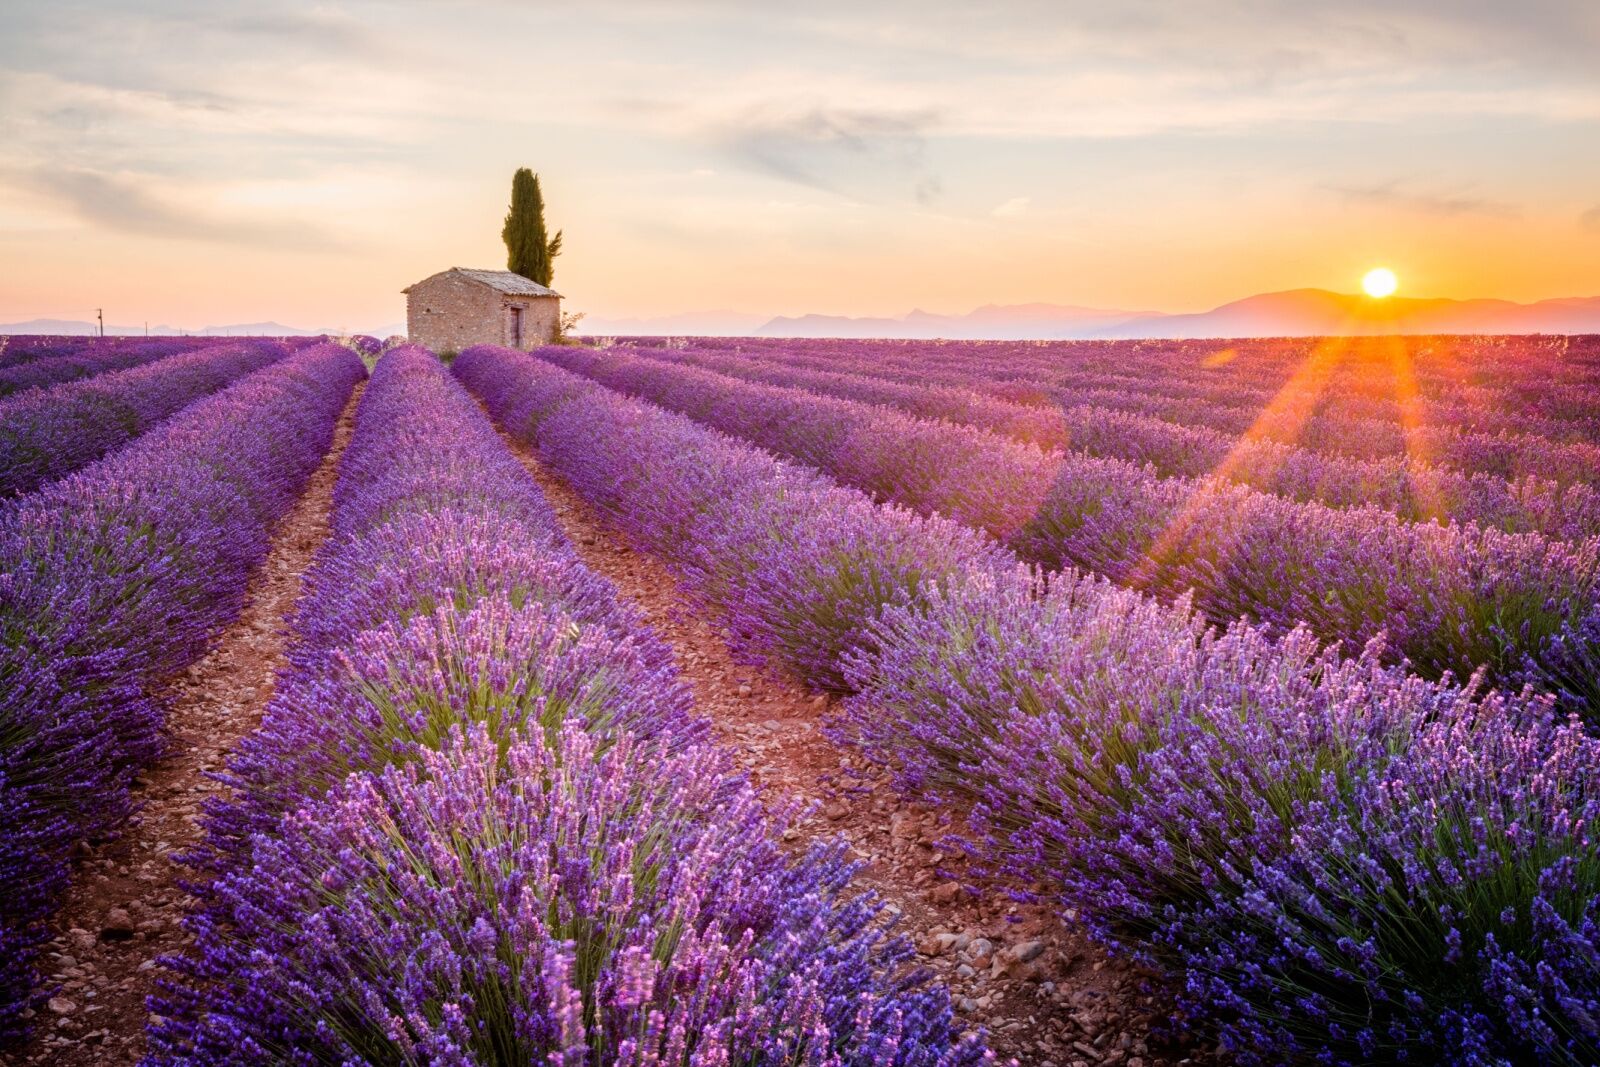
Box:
508 305 524 348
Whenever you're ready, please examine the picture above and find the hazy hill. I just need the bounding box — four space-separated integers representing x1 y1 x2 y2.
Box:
10 291 1600 344
578 310 770 336
1099 290 1600 338
757 302 1152 339
751 291 1600 340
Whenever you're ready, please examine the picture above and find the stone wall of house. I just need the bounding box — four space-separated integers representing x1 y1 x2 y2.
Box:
519 297 560 347
406 272 560 352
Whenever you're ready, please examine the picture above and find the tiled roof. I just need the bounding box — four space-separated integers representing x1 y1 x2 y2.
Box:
406 268 561 298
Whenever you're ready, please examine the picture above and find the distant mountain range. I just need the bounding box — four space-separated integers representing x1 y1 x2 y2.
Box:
579 291 1600 340
748 292 1600 340
578 310 772 337
10 290 1600 342
0 318 406 338
753 302 1157 340
1097 290 1600 339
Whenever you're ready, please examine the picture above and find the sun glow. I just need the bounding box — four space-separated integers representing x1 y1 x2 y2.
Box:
1362 267 1399 298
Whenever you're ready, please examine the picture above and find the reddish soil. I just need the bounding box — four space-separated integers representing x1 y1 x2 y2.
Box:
2 388 362 1066
505 436 1215 1067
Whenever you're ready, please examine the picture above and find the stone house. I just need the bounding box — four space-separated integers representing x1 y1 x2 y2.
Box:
403 268 562 352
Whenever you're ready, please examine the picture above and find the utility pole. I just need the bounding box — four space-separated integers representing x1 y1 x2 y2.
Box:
96 308 104 337
144 321 148 337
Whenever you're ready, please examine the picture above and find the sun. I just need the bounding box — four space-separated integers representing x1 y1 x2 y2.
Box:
1362 267 1399 298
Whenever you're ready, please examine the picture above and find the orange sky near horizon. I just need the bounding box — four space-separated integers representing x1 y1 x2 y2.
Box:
2 2 1598 331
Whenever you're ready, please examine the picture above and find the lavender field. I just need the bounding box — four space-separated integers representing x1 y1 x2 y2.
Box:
4 333 1599 1066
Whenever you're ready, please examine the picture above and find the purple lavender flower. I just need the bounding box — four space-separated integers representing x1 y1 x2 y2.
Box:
456 345 1013 692
0 336 210 396
530 344 1600 710
0 343 364 1042
622 343 1600 541
157 347 988 1065
152 725 986 1066
456 342 1600 1064
0 339 292 496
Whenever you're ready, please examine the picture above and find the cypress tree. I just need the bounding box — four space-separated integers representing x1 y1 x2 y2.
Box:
502 168 562 286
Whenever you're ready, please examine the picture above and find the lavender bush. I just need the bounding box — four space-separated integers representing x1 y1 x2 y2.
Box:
456 345 1012 692
0 338 290 496
727 331 1600 444
0 335 83 369
0 343 364 1042
845 570 1600 1062
536 344 1599 707
202 347 703 854
0 336 207 396
691 336 1600 489
457 344 1600 1065
154 725 985 1066
630 344 1600 541
155 347 988 1066
345 333 384 355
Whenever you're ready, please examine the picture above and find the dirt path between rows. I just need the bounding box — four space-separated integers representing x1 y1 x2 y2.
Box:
3 387 362 1066
501 433 1212 1067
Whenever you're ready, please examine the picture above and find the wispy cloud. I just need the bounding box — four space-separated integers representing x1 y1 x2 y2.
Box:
1328 180 1519 219
1583 205 1600 231
187 7 382 55
4 166 345 249
710 104 942 200
746 1 1600 81
992 196 1030 218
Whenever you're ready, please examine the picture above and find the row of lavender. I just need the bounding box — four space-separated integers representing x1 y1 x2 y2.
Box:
679 337 1600 489
736 333 1600 397
694 335 1600 445
0 337 221 396
990 361 1600 473
672 337 1600 495
622 344 1600 540
0 339 306 496
970 337 1600 436
0 344 365 1043
959 361 1600 488
1029 340 1600 425
148 347 987 1066
459 343 1600 1066
1033 358 1600 446
0 336 90 367
0 335 171 369
540 345 1600 712
672 334 1600 399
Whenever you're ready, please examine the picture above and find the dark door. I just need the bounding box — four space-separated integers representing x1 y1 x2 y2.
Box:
508 305 524 348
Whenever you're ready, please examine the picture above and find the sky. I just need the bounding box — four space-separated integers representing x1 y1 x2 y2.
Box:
2 0 1599 331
